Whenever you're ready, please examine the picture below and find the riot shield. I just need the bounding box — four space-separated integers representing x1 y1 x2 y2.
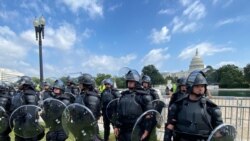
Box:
41 98 67 130
106 98 119 124
9 105 44 138
62 103 98 141
131 110 162 141
151 99 167 128
207 123 236 141
0 106 9 134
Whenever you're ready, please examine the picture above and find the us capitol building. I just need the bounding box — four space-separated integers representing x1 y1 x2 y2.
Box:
162 48 205 78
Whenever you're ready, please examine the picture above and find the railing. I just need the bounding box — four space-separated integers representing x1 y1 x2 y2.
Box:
98 96 250 141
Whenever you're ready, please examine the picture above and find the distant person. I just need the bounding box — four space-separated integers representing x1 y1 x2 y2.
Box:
100 78 121 141
168 77 187 107
165 81 173 96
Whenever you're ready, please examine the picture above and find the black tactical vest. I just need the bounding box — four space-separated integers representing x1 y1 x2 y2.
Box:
23 89 38 105
0 95 11 111
75 91 101 119
175 98 212 137
101 89 115 108
118 92 143 126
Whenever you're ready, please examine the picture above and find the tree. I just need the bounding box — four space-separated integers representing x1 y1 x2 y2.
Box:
31 77 40 85
115 77 126 88
142 65 165 85
204 65 218 84
59 76 69 84
217 64 246 88
95 73 112 86
244 64 250 83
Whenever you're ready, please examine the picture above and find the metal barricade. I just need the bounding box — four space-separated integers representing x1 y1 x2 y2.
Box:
97 96 250 141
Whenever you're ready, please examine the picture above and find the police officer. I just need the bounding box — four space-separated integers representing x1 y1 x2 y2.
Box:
42 79 74 141
75 73 102 141
11 76 45 141
41 81 52 100
65 77 79 95
0 81 12 141
141 75 159 100
164 70 223 141
114 70 154 141
168 77 187 107
100 78 121 141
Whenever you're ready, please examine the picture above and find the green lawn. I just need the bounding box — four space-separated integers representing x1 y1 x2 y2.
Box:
10 128 117 141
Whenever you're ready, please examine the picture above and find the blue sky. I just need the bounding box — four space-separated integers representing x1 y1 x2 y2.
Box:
0 0 249 77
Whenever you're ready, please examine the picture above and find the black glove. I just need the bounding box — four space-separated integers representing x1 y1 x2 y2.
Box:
164 128 173 141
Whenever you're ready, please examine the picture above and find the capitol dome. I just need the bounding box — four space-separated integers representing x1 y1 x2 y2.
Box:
189 48 205 72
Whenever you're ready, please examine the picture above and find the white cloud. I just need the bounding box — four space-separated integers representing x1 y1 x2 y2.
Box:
211 0 234 7
62 0 103 18
108 3 122 12
43 4 51 14
183 0 206 20
212 0 219 5
179 0 192 7
172 17 184 33
149 26 171 44
158 9 175 15
81 54 137 74
215 61 238 68
0 26 27 60
182 22 198 32
141 48 170 68
0 10 19 21
216 17 244 27
178 42 234 59
0 26 41 76
82 28 94 39
21 23 76 50
223 0 234 8
171 1 205 33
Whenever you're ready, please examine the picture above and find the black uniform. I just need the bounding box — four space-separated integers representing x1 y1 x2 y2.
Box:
164 70 223 141
11 87 44 141
166 95 223 141
169 77 187 107
101 88 120 141
0 82 12 141
42 79 73 141
115 89 153 141
168 91 187 107
43 93 73 141
75 90 101 120
144 89 160 141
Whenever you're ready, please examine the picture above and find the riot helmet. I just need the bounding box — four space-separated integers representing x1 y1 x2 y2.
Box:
177 77 186 86
177 77 187 93
66 76 76 86
78 73 95 90
53 79 65 94
0 81 8 94
186 70 207 94
103 78 114 86
16 76 35 90
141 75 151 88
141 75 151 83
125 69 141 88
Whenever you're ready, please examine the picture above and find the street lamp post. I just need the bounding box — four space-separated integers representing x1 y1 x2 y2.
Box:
33 16 46 87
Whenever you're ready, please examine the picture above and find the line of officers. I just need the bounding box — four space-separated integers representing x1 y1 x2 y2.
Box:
0 69 223 141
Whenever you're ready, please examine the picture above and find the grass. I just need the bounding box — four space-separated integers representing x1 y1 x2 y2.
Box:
10 127 117 141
